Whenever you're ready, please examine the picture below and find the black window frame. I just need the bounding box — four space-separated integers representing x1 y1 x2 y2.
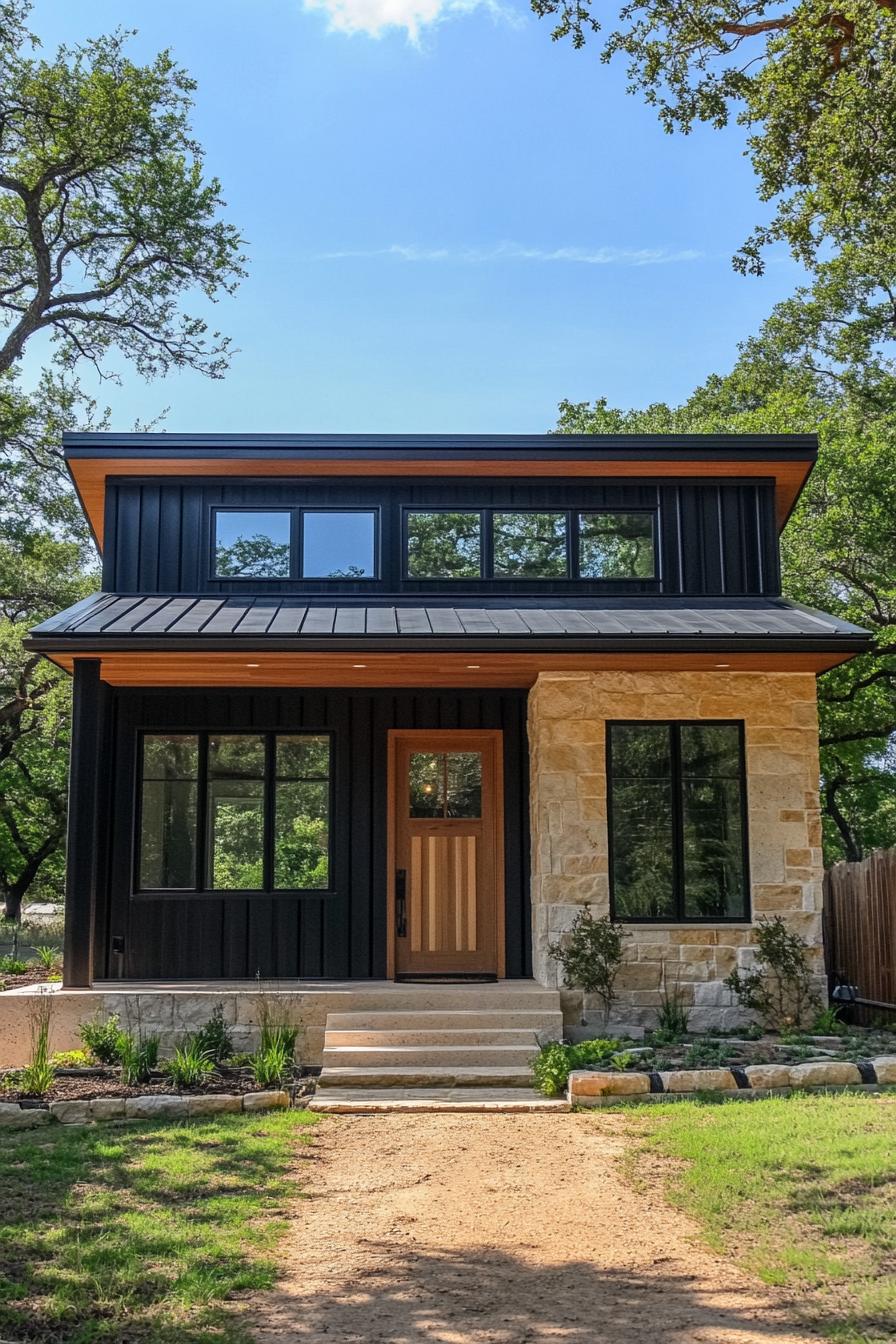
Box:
133 728 335 899
400 505 659 582
606 719 750 924
402 507 485 580
576 508 658 581
209 506 380 582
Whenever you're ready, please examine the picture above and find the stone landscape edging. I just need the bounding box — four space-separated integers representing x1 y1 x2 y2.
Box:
569 1055 896 1105
0 1089 292 1127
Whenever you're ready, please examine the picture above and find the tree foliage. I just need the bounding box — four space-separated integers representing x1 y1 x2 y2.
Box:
0 3 243 915
556 342 896 864
0 3 245 382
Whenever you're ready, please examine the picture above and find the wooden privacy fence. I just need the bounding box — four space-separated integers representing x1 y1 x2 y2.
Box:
824 848 896 1025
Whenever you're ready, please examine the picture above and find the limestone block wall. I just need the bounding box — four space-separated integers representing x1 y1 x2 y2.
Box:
528 670 825 1033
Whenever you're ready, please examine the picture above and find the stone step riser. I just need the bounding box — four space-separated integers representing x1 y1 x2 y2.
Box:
324 1010 563 1032
318 989 561 1014
317 1066 535 1089
325 1028 545 1047
322 1045 537 1068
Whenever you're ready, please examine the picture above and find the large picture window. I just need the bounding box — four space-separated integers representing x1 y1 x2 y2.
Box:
579 512 655 579
406 511 482 578
607 721 749 922
137 731 331 893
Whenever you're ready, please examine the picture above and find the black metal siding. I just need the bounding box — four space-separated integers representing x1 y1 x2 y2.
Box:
102 477 781 598
100 687 531 981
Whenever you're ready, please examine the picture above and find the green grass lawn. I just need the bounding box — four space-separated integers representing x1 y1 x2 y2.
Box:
619 1094 896 1344
0 1109 319 1343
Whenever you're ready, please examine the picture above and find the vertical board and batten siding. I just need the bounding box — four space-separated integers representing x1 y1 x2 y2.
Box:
102 477 780 598
100 688 530 981
824 850 896 1024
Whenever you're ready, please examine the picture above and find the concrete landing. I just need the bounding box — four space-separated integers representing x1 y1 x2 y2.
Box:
309 1086 569 1113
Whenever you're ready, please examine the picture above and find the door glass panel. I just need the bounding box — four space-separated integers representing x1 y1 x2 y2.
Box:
446 752 481 817
408 750 482 818
207 735 265 890
409 753 444 816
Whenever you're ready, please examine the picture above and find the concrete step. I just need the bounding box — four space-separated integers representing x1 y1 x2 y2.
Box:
316 1065 536 1089
310 1087 569 1113
316 986 562 1013
322 1043 537 1068
324 1027 545 1047
325 1009 563 1033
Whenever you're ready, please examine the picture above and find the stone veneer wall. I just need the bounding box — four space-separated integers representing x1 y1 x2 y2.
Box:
528 671 825 1033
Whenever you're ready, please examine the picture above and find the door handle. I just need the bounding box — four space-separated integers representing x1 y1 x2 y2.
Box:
395 868 407 938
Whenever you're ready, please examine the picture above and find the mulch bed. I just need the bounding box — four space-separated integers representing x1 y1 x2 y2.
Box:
1 1067 309 1104
0 968 59 991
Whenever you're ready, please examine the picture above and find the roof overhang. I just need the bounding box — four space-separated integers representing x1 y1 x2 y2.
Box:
33 648 862 686
62 432 819 549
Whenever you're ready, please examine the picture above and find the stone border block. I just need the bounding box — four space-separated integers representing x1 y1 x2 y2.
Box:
789 1061 862 1088
0 1102 50 1128
243 1089 290 1111
568 1070 649 1097
569 1058 896 1106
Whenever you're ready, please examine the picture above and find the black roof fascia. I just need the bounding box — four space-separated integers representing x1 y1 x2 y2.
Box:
62 431 819 463
25 633 870 657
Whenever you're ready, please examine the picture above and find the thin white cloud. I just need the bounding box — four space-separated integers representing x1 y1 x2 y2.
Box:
302 0 509 41
316 242 703 266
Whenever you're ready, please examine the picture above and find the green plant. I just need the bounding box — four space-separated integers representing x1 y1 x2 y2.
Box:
255 989 302 1062
810 1004 847 1036
119 1033 160 1086
0 955 29 974
250 1040 291 1088
547 906 628 1023
682 1039 731 1069
193 1002 234 1063
78 1012 128 1065
32 945 60 971
50 1049 92 1068
655 971 690 1042
724 916 820 1031
165 1037 214 1088
19 993 55 1096
531 1036 625 1097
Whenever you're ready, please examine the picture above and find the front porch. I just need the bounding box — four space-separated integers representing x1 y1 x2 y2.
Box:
0 978 563 1071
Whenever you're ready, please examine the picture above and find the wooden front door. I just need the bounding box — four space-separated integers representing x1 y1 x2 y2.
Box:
389 730 504 977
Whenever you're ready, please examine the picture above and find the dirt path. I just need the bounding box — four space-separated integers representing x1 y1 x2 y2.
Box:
251 1112 821 1343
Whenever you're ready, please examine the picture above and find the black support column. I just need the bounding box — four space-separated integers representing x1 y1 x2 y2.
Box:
63 659 107 987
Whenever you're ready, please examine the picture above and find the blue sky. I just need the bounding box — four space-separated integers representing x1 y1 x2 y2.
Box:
28 0 802 433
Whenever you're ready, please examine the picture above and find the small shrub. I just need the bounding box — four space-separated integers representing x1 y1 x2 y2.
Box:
193 1003 233 1063
165 1037 214 1088
724 916 820 1031
119 1033 159 1086
223 1050 253 1067
79 1012 128 1065
0 956 29 975
547 906 628 1023
50 1049 92 1068
531 1037 625 1097
20 994 55 1096
32 945 60 972
250 1040 291 1088
255 991 302 1061
682 1038 731 1069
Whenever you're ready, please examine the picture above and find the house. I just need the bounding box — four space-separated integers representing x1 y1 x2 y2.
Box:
25 432 870 1080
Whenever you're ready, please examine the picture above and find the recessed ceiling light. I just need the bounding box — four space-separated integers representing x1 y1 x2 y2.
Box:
466 664 481 670
352 663 367 669
715 663 730 668
246 662 260 668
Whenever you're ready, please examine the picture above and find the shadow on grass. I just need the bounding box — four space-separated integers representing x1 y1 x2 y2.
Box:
0 1110 319 1343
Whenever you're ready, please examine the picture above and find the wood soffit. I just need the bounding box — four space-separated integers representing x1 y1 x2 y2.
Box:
45 649 854 686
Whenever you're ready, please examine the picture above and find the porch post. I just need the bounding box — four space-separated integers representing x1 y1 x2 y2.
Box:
63 658 106 987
